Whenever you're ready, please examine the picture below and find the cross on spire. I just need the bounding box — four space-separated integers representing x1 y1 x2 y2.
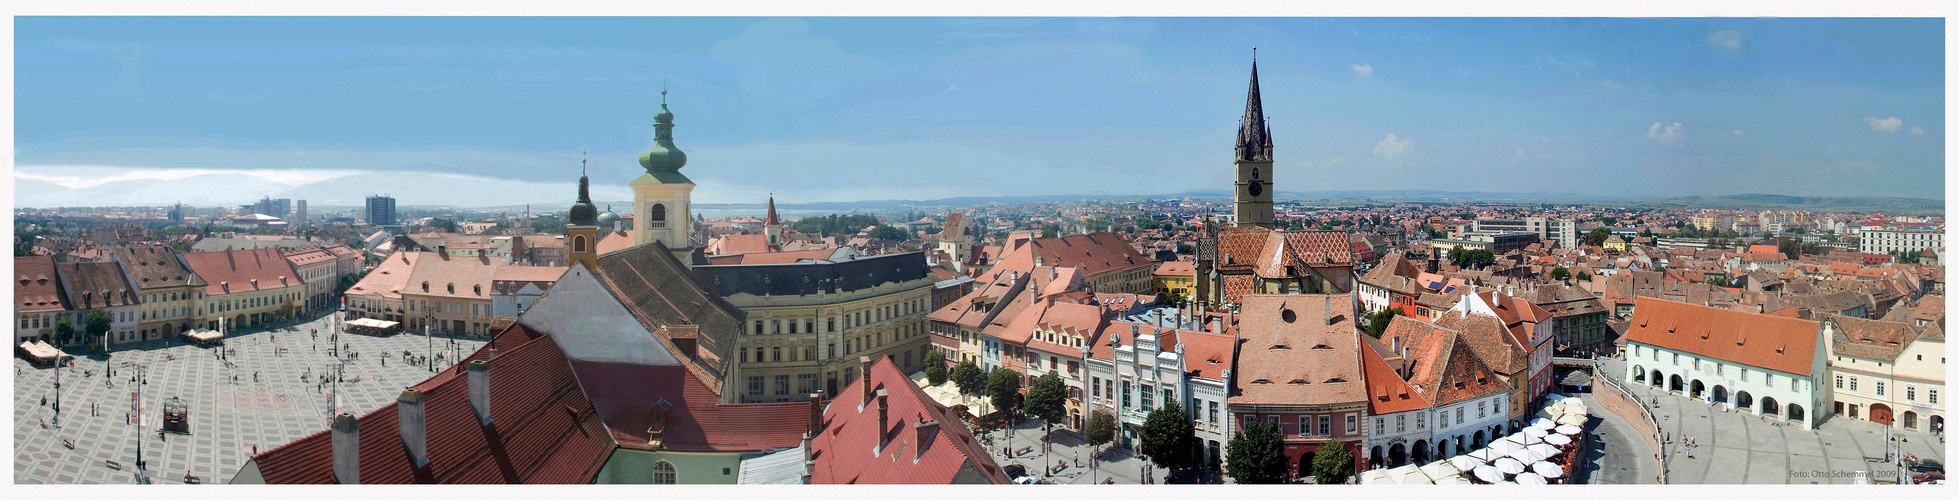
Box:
581 150 588 176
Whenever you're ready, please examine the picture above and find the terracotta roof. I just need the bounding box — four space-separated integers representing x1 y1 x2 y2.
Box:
1030 233 1151 277
1219 274 1258 306
1381 316 1507 406
936 213 968 240
572 361 808 451
282 247 337 268
810 357 1008 484
247 334 613 483
1621 297 1821 376
593 230 637 256
113 244 208 290
1359 336 1431 414
13 256 71 313
1433 311 1526 376
709 234 775 256
1228 294 1366 406
591 241 745 390
405 251 500 300
180 248 303 296
1524 284 1606 318
705 248 838 265
1179 329 1237 382
1214 227 1275 271
1824 314 1920 362
1154 260 1194 277
347 251 421 299
491 266 568 283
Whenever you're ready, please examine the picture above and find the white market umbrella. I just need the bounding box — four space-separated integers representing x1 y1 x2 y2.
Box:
1388 463 1434 485
1421 460 1463 481
1450 454 1486 471
1360 468 1393 485
1557 413 1588 426
1494 457 1528 475
1543 433 1573 447
1528 443 1560 458
1524 427 1550 439
1473 464 1504 483
1531 417 1557 430
1515 472 1549 485
1435 474 1475 485
1502 434 1530 447
1543 393 1568 403
1469 447 1501 462
1532 461 1565 479
1521 433 1546 446
1556 424 1584 435
1506 445 1536 462
1561 397 1584 406
1561 404 1589 417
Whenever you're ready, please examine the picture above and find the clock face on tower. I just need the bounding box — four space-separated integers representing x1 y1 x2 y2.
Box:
1248 179 1263 197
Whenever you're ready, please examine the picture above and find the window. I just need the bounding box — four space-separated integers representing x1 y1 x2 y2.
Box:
804 346 816 361
1417 413 1426 430
1269 415 1281 432
755 347 764 364
775 375 789 395
1122 380 1132 409
1930 389 1939 405
772 321 781 334
1376 418 1386 435
1208 401 1219 423
1347 415 1357 434
1835 375 1844 389
1849 377 1858 392
797 373 816 394
1397 415 1406 433
1906 385 1916 402
1140 385 1154 411
1320 415 1332 435
740 350 748 363
828 319 835 332
1876 381 1885 397
652 461 676 484
1740 369 1748 382
1299 416 1311 436
748 376 763 397
1092 377 1102 398
1478 401 1486 418
772 347 782 362
1791 378 1799 391
1456 407 1465 424
1244 415 1256 431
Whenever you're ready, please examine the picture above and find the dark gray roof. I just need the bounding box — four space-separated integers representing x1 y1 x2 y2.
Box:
695 251 928 298
591 240 745 378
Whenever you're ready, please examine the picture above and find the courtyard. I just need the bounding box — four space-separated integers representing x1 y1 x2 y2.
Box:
1600 356 1945 484
13 311 487 484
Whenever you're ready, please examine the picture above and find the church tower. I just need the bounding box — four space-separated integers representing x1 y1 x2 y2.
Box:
1233 58 1275 228
567 156 601 270
763 195 783 246
632 91 696 252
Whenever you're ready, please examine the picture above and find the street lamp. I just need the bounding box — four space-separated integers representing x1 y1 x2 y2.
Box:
426 313 435 372
124 361 148 469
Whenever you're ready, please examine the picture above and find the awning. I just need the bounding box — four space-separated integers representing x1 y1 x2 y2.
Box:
185 330 223 342
1386 463 1433 484
19 341 60 360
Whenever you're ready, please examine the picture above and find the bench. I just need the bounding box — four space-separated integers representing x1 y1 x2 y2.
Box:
1050 463 1067 474
1015 446 1033 457
1101 477 1115 484
105 460 121 470
183 474 201 484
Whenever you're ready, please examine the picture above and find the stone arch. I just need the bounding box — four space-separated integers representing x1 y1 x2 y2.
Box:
1735 391 1754 412
1413 440 1431 464
1760 397 1780 417
1473 430 1486 449
1787 403 1805 425
1370 446 1385 468
1869 403 1893 425
1389 442 1407 467
573 234 588 253
651 203 667 222
1690 379 1706 399
1633 365 1646 383
1651 370 1663 388
1931 415 1944 434
1669 374 1683 392
1712 385 1729 404
1438 438 1452 458
1298 451 1317 478
652 460 677 484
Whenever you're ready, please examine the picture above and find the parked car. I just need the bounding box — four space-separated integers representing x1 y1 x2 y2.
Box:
1003 464 1028 480
1907 459 1943 474
1012 476 1052 484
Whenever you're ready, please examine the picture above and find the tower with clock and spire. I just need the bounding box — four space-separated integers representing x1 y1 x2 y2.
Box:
631 89 699 261
1233 53 1275 229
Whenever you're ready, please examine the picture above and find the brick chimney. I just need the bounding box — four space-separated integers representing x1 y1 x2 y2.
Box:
397 389 429 467
807 393 824 434
875 389 890 453
859 356 874 407
913 418 940 461
468 360 491 424
330 413 359 484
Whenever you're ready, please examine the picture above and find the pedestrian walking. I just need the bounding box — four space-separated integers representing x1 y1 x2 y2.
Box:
41 395 47 406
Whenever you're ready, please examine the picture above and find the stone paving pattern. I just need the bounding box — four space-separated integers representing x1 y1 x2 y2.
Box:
14 312 485 484
1601 356 1945 484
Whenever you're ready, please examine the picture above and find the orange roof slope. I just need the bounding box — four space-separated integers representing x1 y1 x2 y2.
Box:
810 358 1008 484
1359 338 1431 414
14 256 71 313
1622 297 1820 376
180 248 302 296
1228 294 1366 406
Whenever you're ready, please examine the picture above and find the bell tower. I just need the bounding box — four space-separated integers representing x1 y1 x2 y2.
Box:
632 89 697 252
567 154 600 270
1233 53 1275 229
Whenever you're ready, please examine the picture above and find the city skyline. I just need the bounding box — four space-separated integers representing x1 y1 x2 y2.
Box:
14 17 1946 209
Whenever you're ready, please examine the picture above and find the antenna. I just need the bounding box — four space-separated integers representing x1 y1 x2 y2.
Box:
1252 47 1257 62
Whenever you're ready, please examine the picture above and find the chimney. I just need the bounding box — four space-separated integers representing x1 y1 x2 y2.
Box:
330 413 359 484
859 356 875 407
801 430 815 484
397 389 430 467
914 419 940 460
808 393 824 434
875 389 891 452
468 360 491 424
1324 294 1332 326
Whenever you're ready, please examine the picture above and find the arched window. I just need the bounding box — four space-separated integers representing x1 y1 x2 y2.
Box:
651 203 667 221
652 461 677 484
573 235 588 253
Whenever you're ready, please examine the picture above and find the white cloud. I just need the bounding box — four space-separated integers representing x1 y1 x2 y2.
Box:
1708 30 1743 49
1865 117 1904 133
1373 133 1411 160
1912 127 1925 135
1732 129 1745 136
1600 80 1622 89
1351 64 1373 77
1647 122 1685 147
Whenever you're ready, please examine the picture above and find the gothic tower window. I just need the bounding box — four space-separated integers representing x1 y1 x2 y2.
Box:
573 235 588 253
651 203 667 221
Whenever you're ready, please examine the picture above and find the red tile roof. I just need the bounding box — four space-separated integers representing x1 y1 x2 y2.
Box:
572 361 808 451
347 251 421 299
248 333 613 483
13 256 71 313
810 358 1008 484
1228 294 1366 406
1179 329 1236 382
1359 336 1432 414
709 234 775 256
180 248 303 296
1154 260 1194 277
1622 297 1821 376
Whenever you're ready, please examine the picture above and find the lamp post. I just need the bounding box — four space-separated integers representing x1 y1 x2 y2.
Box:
124 361 148 469
426 313 435 372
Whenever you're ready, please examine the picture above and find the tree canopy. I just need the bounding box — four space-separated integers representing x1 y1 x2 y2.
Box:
54 316 75 345
1224 420 1288 484
1312 439 1356 484
952 359 984 396
1364 307 1405 338
1138 402 1198 470
923 349 948 386
426 218 457 231
985 367 1023 417
1025 371 1068 425
1084 408 1117 449
791 214 882 237
84 309 112 340
1551 266 1571 281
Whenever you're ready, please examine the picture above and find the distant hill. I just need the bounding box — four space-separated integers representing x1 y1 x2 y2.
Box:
1644 194 1944 213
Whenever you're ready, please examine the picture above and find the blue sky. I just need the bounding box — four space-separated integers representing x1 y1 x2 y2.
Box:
13 17 1946 207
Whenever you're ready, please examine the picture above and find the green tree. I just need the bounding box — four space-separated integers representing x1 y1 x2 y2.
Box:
1583 227 1612 247
427 218 457 231
1311 439 1356 484
1706 274 1729 287
1157 288 1187 308
952 359 984 399
1175 243 1194 254
1224 420 1288 484
986 367 1023 419
84 309 112 346
530 217 566 235
866 224 908 241
1025 371 1068 456
1085 408 1117 452
923 349 949 386
1041 226 1059 238
1551 266 1571 281
1577 271 1592 282
54 316 75 346
1364 307 1405 338
1138 402 1198 471
1459 249 1496 270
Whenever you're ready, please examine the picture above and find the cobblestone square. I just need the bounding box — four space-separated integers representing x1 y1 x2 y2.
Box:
14 312 486 484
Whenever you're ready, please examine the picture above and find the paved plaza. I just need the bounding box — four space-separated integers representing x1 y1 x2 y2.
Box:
14 311 486 484
972 418 1192 484
1600 356 1945 484
1574 391 1660 484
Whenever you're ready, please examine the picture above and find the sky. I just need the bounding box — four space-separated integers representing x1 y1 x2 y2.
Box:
12 17 1947 208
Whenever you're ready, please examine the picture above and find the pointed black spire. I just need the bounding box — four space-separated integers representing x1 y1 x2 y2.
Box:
1236 55 1273 162
569 151 598 226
